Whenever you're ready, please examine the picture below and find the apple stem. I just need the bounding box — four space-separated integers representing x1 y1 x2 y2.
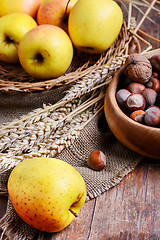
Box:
69 208 78 217
64 0 71 17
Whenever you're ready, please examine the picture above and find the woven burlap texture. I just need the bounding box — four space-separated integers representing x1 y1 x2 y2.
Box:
0 86 142 240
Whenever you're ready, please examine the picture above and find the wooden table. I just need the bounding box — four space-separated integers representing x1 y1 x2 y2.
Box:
0 3 160 240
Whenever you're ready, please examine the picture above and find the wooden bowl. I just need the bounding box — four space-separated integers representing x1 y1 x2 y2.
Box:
104 66 160 159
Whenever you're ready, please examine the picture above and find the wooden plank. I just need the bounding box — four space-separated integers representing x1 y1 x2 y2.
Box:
88 163 160 239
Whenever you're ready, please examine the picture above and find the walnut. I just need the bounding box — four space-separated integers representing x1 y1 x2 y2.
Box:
124 53 152 84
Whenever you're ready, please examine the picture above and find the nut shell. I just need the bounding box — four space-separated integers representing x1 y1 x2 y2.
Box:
144 106 160 126
146 77 160 93
141 88 157 107
124 53 152 84
130 110 145 123
126 93 146 111
128 82 145 94
87 150 106 171
116 89 131 108
150 55 160 72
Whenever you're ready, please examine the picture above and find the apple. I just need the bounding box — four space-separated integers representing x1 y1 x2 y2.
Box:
7 157 87 232
18 24 73 79
37 0 78 32
0 0 42 18
68 0 123 54
0 13 37 63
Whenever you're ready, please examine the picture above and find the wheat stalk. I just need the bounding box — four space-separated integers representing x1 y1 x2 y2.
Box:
0 55 126 135
0 89 104 172
0 99 81 153
122 0 159 12
0 109 99 173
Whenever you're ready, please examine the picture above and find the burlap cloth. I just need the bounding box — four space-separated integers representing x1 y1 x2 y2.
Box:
0 85 143 240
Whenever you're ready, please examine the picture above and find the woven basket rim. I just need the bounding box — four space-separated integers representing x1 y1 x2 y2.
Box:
0 20 129 93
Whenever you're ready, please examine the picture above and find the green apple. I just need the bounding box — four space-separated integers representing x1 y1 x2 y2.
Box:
37 0 78 32
18 24 73 79
8 157 87 232
0 0 42 18
68 0 123 54
0 13 37 63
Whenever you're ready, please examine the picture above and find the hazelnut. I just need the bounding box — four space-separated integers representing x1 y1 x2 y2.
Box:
146 77 160 93
128 82 145 94
116 89 131 109
144 106 160 127
126 93 146 111
87 150 106 171
124 53 152 84
130 110 145 123
141 88 157 106
152 72 159 79
150 55 160 72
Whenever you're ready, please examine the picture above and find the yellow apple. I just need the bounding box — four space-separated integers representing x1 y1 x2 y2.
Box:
8 157 87 232
68 0 123 54
37 0 78 32
0 13 37 63
18 24 73 79
0 0 42 18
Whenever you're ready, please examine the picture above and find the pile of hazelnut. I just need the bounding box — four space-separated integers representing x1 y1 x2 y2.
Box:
116 53 160 127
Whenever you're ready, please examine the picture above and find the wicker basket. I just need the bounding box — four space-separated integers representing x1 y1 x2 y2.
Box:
0 21 129 93
0 0 159 93
0 47 118 92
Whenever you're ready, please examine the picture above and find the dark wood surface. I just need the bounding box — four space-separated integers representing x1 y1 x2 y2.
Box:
0 4 160 240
